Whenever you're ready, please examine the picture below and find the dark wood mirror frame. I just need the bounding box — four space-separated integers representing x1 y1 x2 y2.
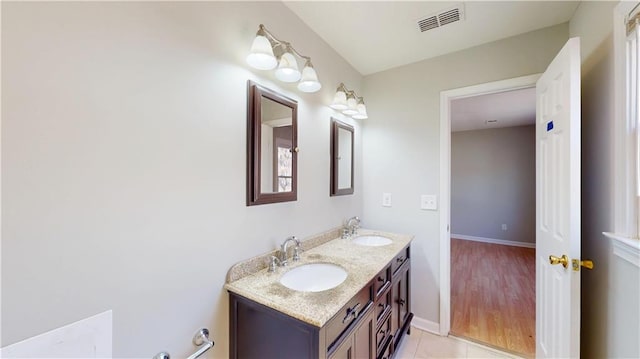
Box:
330 118 354 196
247 81 298 206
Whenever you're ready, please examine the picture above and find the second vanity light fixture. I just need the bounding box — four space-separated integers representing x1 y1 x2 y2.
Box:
330 83 368 120
247 24 322 93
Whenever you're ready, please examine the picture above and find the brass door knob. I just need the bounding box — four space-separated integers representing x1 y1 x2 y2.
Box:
549 254 569 268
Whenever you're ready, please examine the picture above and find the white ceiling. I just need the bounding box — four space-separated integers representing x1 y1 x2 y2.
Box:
284 1 580 75
451 87 536 132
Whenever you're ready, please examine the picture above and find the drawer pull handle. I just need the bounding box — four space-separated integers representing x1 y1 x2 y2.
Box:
396 257 404 263
342 303 361 323
398 299 406 306
378 303 384 308
377 276 385 282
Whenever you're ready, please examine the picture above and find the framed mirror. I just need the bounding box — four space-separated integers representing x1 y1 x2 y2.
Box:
330 118 354 196
247 81 298 206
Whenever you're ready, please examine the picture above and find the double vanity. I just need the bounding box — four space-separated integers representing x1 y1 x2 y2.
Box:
225 226 413 359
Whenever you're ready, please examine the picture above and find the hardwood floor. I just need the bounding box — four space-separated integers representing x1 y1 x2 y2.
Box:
450 238 535 357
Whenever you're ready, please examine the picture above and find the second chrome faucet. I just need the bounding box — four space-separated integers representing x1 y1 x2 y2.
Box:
342 216 361 239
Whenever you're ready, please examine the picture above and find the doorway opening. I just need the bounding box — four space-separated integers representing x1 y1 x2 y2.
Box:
449 88 536 355
438 74 541 356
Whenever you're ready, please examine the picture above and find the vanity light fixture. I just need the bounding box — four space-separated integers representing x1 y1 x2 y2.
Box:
247 24 321 93
330 83 368 120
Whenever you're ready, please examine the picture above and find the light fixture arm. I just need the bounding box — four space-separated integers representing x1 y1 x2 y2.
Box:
338 83 364 102
258 24 311 61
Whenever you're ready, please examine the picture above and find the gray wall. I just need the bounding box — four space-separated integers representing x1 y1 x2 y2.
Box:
570 1 640 358
1 2 364 357
451 125 535 244
362 23 569 323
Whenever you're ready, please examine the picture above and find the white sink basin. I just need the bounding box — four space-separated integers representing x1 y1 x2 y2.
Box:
280 263 347 292
352 235 393 246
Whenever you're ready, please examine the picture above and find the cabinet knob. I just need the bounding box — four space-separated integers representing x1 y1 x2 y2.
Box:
396 257 404 263
398 299 405 306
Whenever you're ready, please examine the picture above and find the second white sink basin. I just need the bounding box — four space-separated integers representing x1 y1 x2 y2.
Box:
280 263 347 292
352 235 393 246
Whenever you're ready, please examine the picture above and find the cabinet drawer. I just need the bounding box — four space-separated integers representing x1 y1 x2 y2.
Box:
375 288 391 326
391 246 410 275
373 265 391 300
326 283 373 353
375 312 392 356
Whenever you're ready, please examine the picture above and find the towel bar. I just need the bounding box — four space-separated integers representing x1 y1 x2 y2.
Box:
153 328 214 359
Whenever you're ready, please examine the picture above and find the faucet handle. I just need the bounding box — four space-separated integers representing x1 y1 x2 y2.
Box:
268 256 281 272
293 246 303 262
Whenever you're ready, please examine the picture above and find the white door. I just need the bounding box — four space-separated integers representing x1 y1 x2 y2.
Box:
536 37 581 358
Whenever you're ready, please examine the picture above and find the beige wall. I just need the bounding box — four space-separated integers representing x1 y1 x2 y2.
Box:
570 1 640 357
362 23 569 324
1 2 363 357
451 125 535 244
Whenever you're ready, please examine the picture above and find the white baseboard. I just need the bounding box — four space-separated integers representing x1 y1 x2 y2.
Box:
411 316 440 335
451 234 535 248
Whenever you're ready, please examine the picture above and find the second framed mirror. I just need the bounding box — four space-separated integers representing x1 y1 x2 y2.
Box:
330 118 354 196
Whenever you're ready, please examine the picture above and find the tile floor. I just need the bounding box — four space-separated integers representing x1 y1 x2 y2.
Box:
394 326 524 359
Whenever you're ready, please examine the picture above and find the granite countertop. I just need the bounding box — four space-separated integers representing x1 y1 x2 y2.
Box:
224 229 413 328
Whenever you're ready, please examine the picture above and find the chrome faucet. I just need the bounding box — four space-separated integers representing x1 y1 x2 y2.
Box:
279 236 301 266
345 216 360 237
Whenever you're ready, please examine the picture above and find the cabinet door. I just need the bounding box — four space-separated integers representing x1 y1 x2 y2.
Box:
392 263 410 339
329 335 353 359
353 309 375 359
398 266 410 327
391 278 401 337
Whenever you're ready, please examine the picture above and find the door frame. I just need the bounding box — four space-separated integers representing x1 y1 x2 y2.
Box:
438 73 542 336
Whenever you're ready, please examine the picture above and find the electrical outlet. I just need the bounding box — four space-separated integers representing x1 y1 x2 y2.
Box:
502 224 508 231
420 195 437 210
382 193 392 207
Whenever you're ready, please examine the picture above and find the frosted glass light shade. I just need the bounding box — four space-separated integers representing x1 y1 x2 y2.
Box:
342 97 358 115
352 103 368 119
275 52 301 82
330 90 348 110
297 64 321 93
246 35 277 70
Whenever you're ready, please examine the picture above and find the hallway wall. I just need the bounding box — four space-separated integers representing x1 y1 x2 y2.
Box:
451 125 535 244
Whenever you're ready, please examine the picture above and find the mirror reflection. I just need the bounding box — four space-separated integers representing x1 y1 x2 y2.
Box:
330 119 354 196
261 97 294 193
337 127 352 189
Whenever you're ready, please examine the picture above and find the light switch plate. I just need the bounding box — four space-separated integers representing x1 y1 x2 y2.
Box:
421 195 437 210
382 193 392 207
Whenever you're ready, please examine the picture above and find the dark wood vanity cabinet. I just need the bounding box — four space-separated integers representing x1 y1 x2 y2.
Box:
229 244 412 359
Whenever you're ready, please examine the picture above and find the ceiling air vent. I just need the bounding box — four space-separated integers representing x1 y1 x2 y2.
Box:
417 4 465 33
